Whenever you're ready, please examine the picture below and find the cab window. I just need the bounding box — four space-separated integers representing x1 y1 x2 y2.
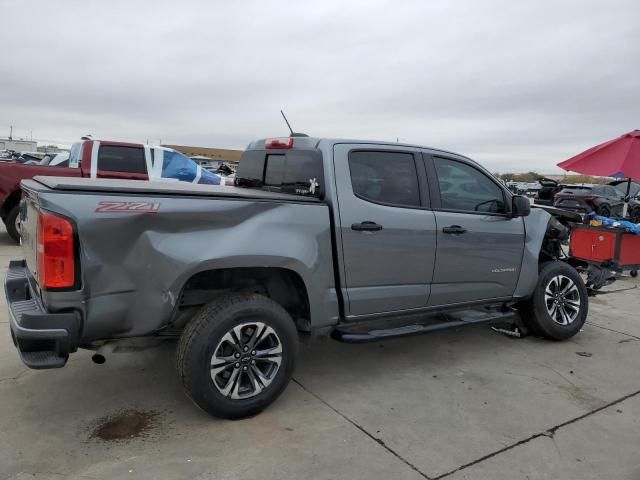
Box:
98 145 146 174
349 151 420 207
434 157 506 213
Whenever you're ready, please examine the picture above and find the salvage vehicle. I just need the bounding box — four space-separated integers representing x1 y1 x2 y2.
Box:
554 184 625 217
5 136 588 419
39 152 70 167
609 180 640 223
0 139 221 243
535 178 565 206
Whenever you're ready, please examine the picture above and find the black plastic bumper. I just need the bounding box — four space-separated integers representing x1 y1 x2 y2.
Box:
5 260 80 369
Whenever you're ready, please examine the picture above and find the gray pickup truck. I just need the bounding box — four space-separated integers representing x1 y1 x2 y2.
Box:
5 136 588 418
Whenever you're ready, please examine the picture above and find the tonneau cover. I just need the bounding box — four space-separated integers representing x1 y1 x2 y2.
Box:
29 176 320 203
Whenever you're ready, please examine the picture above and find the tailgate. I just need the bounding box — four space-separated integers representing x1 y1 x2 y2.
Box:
19 192 40 281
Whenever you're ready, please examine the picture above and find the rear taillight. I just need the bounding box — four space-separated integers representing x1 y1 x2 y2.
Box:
265 137 294 149
37 210 76 289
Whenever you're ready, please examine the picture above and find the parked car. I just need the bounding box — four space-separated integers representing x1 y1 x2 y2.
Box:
608 180 640 222
554 184 625 217
39 151 70 167
0 139 221 243
0 149 16 161
608 179 640 198
506 182 527 195
17 152 46 164
6 135 588 419
535 178 565 206
524 182 542 196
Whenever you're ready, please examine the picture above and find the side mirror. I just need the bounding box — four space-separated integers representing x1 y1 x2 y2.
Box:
511 195 531 217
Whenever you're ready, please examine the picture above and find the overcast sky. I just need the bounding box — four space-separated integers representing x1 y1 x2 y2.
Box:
1 0 638 173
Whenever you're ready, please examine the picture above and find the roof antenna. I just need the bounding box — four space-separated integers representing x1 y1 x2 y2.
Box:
280 110 309 138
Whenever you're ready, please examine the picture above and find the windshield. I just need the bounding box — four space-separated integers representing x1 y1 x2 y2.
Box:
612 182 640 197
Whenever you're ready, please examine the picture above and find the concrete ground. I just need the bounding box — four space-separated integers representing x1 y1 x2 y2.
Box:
1 225 639 480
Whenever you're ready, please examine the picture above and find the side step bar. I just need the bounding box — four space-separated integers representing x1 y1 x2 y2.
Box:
331 309 514 343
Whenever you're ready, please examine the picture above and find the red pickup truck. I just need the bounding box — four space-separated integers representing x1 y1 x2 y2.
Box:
0 139 221 242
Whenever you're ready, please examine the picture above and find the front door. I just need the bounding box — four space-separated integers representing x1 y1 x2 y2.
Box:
334 144 437 317
427 155 525 306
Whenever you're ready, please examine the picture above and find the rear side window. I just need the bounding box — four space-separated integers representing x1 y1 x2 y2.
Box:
235 149 324 197
435 157 506 213
349 151 420 207
98 146 146 174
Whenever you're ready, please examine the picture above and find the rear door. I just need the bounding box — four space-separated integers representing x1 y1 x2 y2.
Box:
333 144 437 317
426 155 525 306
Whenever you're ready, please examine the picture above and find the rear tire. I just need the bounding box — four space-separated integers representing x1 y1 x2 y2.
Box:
5 205 20 244
176 293 298 419
519 261 588 340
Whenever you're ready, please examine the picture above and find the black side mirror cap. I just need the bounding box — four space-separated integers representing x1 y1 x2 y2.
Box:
511 195 531 217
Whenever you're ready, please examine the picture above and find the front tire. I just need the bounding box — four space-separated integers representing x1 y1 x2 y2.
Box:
5 205 20 244
519 261 588 340
176 293 298 419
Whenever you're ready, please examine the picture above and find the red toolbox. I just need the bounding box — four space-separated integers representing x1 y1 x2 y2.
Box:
570 225 640 268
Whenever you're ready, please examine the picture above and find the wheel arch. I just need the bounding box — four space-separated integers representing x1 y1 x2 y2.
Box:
0 189 21 220
173 266 311 331
512 208 553 300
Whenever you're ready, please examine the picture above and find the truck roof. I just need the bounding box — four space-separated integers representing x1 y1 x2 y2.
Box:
246 136 469 160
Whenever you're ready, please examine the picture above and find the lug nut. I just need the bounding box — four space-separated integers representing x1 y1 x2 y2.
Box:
243 366 248 371
235 353 241 358
251 350 256 355
235 363 240 368
243 346 249 352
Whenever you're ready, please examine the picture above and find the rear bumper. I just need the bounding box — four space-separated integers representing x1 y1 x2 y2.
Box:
5 260 80 369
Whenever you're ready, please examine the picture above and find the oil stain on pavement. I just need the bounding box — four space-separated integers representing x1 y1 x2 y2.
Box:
90 409 160 442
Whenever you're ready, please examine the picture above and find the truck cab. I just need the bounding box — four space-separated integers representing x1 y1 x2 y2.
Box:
239 137 531 317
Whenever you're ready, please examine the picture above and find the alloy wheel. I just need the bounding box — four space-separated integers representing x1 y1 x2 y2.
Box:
210 322 283 400
544 275 581 325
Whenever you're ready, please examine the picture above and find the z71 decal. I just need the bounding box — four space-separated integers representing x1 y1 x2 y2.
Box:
95 201 161 213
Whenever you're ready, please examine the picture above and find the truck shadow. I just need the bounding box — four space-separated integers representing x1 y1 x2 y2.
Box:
9 325 509 424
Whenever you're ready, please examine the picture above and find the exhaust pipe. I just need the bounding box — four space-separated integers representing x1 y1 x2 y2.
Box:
92 342 116 364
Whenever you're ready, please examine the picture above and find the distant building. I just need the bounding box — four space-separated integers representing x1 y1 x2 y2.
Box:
163 144 243 168
0 137 37 153
37 145 68 154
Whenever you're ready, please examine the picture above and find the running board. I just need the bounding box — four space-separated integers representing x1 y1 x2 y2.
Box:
331 309 514 343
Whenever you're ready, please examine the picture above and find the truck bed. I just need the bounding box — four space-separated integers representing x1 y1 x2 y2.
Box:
29 176 321 203
17 175 337 344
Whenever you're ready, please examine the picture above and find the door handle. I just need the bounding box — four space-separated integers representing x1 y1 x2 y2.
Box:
351 221 383 232
442 225 467 234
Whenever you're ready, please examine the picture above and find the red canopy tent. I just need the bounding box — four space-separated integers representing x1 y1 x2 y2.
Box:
558 130 640 217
